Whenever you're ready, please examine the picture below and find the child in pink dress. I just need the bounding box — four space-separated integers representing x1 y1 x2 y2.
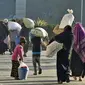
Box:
11 37 26 80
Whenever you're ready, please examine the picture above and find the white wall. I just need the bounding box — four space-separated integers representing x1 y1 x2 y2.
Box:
15 0 26 18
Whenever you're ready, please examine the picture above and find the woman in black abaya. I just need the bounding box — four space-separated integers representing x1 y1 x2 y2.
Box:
49 25 73 84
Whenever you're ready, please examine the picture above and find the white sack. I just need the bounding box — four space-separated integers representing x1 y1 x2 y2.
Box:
8 21 22 31
30 27 48 38
59 9 74 28
23 18 35 28
46 41 63 57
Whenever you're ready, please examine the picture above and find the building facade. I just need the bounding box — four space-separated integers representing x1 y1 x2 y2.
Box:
0 0 85 26
0 0 15 19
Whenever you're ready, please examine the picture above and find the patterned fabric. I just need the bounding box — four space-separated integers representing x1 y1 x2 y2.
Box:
11 60 19 78
73 23 85 63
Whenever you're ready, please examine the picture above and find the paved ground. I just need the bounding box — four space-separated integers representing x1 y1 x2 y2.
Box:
0 50 85 85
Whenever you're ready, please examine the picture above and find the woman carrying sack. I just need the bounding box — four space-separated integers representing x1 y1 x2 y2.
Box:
10 37 27 80
49 25 73 84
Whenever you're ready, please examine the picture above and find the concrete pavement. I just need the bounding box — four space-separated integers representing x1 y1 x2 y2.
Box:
0 50 85 85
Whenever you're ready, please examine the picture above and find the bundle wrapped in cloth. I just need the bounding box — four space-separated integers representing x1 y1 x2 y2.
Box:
73 23 85 63
23 18 35 28
29 27 49 47
8 21 22 32
30 27 48 38
46 41 63 57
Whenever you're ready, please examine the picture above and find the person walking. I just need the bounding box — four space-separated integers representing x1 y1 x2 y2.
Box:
70 22 85 81
49 25 73 84
31 36 42 75
11 37 26 80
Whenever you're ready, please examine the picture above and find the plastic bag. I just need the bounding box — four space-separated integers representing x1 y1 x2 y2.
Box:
19 61 28 69
23 18 35 28
8 21 22 31
59 9 74 28
46 41 63 57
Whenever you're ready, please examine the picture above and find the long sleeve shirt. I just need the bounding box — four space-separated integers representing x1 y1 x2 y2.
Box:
12 44 24 61
31 36 41 54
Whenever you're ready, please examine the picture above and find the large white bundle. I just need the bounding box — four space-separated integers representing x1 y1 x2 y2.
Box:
30 27 48 38
59 9 74 28
8 21 22 31
46 41 63 57
23 18 35 28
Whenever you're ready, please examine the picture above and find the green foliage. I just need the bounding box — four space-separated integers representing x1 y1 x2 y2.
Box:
35 17 48 27
35 17 56 29
47 24 55 29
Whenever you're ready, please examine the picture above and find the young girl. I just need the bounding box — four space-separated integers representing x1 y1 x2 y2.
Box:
10 37 26 80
